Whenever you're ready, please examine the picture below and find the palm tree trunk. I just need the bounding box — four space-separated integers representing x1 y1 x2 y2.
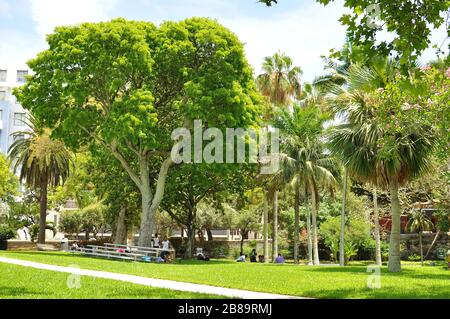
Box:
305 183 313 265
263 189 269 263
38 173 48 244
388 179 402 272
373 187 382 266
272 189 279 262
419 231 424 266
293 181 300 264
339 168 348 266
310 183 320 265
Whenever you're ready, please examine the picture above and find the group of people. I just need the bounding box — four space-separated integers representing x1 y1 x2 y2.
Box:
236 249 285 264
152 234 172 262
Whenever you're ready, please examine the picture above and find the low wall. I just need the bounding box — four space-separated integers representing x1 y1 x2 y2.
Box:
4 240 62 251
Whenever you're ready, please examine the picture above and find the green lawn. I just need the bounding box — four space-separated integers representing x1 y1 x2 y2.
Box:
1 251 449 299
0 262 219 299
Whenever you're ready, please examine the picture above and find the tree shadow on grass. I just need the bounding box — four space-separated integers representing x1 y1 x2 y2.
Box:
0 286 50 298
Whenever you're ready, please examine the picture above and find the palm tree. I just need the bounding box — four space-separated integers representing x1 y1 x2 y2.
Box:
257 52 303 113
9 115 72 244
327 63 436 272
406 209 434 266
276 105 337 265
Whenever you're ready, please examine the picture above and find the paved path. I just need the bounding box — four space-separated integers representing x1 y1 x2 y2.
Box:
0 257 302 299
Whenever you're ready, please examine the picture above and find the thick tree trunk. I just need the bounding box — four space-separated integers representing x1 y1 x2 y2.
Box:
373 187 382 266
138 157 172 247
240 236 245 254
293 182 300 264
263 190 269 263
419 232 424 266
38 174 48 245
206 229 213 241
272 190 279 262
339 168 348 266
310 184 320 265
388 179 402 272
184 226 195 259
114 207 128 245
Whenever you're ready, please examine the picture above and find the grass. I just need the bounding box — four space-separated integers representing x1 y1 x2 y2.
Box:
0 262 220 299
1 251 449 299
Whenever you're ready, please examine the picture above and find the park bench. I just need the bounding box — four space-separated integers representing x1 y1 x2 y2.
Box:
70 243 174 263
104 243 175 258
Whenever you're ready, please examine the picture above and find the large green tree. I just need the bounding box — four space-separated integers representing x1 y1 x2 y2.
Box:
15 18 261 247
327 62 438 272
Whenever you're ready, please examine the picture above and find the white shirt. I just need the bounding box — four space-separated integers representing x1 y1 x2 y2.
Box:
162 240 169 250
153 237 160 247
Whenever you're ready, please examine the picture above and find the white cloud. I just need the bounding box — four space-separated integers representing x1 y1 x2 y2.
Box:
29 0 119 38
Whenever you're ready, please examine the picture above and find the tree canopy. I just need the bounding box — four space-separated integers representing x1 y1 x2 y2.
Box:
260 0 450 68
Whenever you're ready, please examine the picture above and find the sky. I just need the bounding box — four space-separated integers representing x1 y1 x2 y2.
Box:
0 0 448 83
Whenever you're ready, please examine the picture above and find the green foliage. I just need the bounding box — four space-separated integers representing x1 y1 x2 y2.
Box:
260 0 450 69
0 225 15 241
320 215 371 262
59 210 83 237
407 253 422 262
0 154 19 202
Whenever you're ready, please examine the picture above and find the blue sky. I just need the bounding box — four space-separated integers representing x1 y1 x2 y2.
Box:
0 0 448 82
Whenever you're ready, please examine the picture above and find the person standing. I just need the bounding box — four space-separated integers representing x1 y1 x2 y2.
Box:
153 233 160 248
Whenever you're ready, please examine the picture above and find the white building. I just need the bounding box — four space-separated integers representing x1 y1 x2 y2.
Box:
0 65 29 155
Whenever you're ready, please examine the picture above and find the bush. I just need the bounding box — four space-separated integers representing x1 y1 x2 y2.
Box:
0 225 15 241
407 254 422 262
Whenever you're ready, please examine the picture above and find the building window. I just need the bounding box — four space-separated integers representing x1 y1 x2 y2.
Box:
0 90 5 101
0 70 6 82
17 70 28 83
14 113 26 126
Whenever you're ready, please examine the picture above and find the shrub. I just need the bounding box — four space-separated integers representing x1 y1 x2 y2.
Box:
0 225 15 241
407 254 422 262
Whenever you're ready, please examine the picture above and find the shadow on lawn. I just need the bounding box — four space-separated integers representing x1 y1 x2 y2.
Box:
0 286 50 298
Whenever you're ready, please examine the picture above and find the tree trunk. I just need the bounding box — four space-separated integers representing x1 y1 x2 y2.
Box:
373 187 382 266
419 231 424 266
388 179 402 272
339 168 348 266
305 183 313 265
138 157 172 247
114 207 128 245
293 181 300 264
272 189 279 262
184 226 195 259
310 183 320 265
263 189 269 263
424 230 440 260
240 236 245 254
206 229 213 241
38 174 48 244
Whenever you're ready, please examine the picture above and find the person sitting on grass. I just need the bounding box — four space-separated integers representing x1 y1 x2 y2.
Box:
236 252 246 262
250 249 257 263
275 254 285 264
258 255 265 263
